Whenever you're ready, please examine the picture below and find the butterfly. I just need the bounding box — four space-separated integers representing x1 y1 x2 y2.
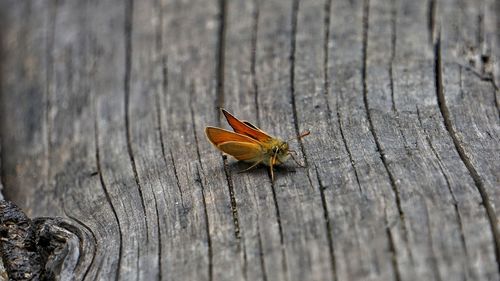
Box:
205 109 310 181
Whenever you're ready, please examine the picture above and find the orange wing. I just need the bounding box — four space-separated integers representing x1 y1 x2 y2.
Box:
205 127 260 146
205 127 263 161
217 141 263 161
221 109 273 142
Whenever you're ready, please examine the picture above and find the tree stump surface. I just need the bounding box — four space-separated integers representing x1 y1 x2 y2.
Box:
0 0 499 280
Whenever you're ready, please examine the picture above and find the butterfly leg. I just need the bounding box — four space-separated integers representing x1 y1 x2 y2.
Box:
238 160 262 173
269 152 278 182
269 159 275 182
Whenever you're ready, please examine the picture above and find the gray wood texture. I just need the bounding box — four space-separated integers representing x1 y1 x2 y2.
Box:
0 0 498 280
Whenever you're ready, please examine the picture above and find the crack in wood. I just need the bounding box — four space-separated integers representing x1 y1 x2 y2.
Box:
434 30 500 272
256 221 269 281
123 0 150 244
251 0 261 127
189 86 214 281
428 0 436 45
215 0 227 117
195 165 213 281
169 149 185 207
324 0 362 192
64 212 98 280
314 165 337 281
336 107 362 192
416 92 471 280
215 0 242 242
362 0 414 274
289 0 308 168
222 157 241 239
384 202 401 281
362 0 407 241
389 0 397 112
241 237 248 281
269 179 289 281
93 107 122 281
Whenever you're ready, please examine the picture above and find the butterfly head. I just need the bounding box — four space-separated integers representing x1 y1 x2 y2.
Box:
272 141 291 164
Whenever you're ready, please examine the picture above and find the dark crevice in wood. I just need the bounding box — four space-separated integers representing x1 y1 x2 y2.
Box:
457 63 498 90
154 0 169 197
322 0 331 116
362 0 407 241
384 203 401 281
64 212 98 280
415 107 452 189
434 30 500 272
241 238 248 281
251 0 260 127
362 0 413 272
189 84 203 167
389 0 397 112
423 199 443 281
417 106 471 280
256 222 268 281
270 181 289 281
325 0 361 192
135 244 140 281
289 0 308 167
222 158 241 239
452 206 470 278
195 166 213 281
315 166 337 281
389 0 412 155
169 149 185 206
123 0 149 242
93 104 122 281
336 108 362 193
189 87 213 281
153 3 165 279
457 65 499 128
389 1 412 157
305 165 315 192
215 0 227 117
477 7 483 47
216 0 241 242
428 0 436 45
150 187 161 281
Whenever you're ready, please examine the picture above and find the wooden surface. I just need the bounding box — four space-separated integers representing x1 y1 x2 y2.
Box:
0 0 499 280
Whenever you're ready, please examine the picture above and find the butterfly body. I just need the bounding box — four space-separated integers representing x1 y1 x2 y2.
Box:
205 109 309 181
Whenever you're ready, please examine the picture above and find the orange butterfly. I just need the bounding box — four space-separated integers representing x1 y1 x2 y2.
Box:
205 109 310 181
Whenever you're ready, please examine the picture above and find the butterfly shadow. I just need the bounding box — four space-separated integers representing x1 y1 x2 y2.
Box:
228 160 299 181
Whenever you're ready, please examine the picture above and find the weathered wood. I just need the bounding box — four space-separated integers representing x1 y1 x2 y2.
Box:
0 201 44 280
0 0 499 280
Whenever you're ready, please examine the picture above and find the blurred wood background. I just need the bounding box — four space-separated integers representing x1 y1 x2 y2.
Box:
0 0 499 280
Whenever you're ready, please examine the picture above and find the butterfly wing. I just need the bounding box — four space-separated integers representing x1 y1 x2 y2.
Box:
217 141 263 162
205 127 259 145
205 127 263 162
221 109 273 142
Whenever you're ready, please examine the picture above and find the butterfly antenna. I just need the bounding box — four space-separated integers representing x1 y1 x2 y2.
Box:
287 130 310 142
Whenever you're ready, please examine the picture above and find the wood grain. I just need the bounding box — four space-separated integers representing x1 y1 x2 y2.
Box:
0 0 498 280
